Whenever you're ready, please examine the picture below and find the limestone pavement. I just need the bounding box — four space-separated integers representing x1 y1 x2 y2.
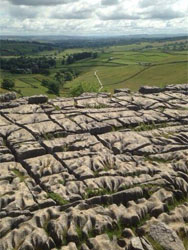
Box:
0 84 188 250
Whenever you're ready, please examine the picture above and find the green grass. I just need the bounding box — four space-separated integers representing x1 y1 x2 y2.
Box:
11 169 27 182
62 48 187 94
183 238 188 249
123 62 188 90
61 230 68 246
166 196 188 212
85 103 110 109
84 187 113 199
105 221 124 240
0 71 56 97
178 230 188 250
60 144 70 152
47 192 69 206
108 50 187 65
145 235 165 250
42 133 55 140
0 40 187 96
133 122 168 132
58 180 65 185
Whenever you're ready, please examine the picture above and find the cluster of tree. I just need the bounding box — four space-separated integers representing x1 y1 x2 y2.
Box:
1 79 15 90
56 36 187 49
41 80 60 95
161 41 188 52
62 52 98 65
0 56 56 75
0 40 56 56
55 68 79 82
40 68 79 95
1 36 187 57
69 81 99 97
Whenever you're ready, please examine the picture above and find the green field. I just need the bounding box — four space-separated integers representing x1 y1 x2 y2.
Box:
0 72 56 97
0 38 187 96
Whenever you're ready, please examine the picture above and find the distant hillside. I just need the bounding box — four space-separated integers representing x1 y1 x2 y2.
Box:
0 40 57 56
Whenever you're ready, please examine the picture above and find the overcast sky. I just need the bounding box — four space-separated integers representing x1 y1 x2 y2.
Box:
0 0 187 36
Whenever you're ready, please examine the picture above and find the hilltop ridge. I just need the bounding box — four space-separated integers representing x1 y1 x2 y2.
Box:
0 84 188 250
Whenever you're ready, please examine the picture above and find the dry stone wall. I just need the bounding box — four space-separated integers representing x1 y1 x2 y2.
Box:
0 84 188 250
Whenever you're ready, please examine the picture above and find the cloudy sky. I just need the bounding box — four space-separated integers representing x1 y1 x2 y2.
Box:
0 0 187 36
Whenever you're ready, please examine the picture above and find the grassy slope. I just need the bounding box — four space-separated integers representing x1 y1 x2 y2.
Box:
0 71 56 97
107 62 188 92
63 47 187 93
0 39 187 96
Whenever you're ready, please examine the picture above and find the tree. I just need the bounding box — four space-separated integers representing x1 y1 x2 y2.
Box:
41 79 49 87
69 83 84 97
92 52 98 59
1 79 15 90
48 82 60 95
55 72 65 84
69 81 98 97
66 55 75 64
40 69 50 75
64 72 73 81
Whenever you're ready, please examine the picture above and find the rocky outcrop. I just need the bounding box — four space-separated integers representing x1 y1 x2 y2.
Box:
149 222 185 250
0 92 17 102
139 86 162 94
27 95 48 104
0 83 187 249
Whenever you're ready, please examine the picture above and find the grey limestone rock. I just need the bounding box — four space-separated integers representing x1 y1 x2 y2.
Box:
114 88 131 94
27 95 48 104
139 86 163 94
149 222 185 250
0 84 188 250
0 92 17 102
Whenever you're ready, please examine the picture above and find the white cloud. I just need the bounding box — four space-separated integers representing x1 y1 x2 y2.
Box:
141 8 186 20
51 2 96 19
4 0 77 6
101 0 120 6
139 0 178 8
0 0 187 35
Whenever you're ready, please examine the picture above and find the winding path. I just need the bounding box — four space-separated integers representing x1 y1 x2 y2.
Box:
94 70 103 92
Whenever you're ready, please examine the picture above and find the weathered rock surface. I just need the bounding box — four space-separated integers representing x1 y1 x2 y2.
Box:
0 84 187 249
149 222 185 250
27 94 48 104
0 92 17 102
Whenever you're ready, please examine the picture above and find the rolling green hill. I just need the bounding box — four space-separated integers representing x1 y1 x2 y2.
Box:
0 37 187 96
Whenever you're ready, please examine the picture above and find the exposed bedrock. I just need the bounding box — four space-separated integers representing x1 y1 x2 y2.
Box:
0 84 188 249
